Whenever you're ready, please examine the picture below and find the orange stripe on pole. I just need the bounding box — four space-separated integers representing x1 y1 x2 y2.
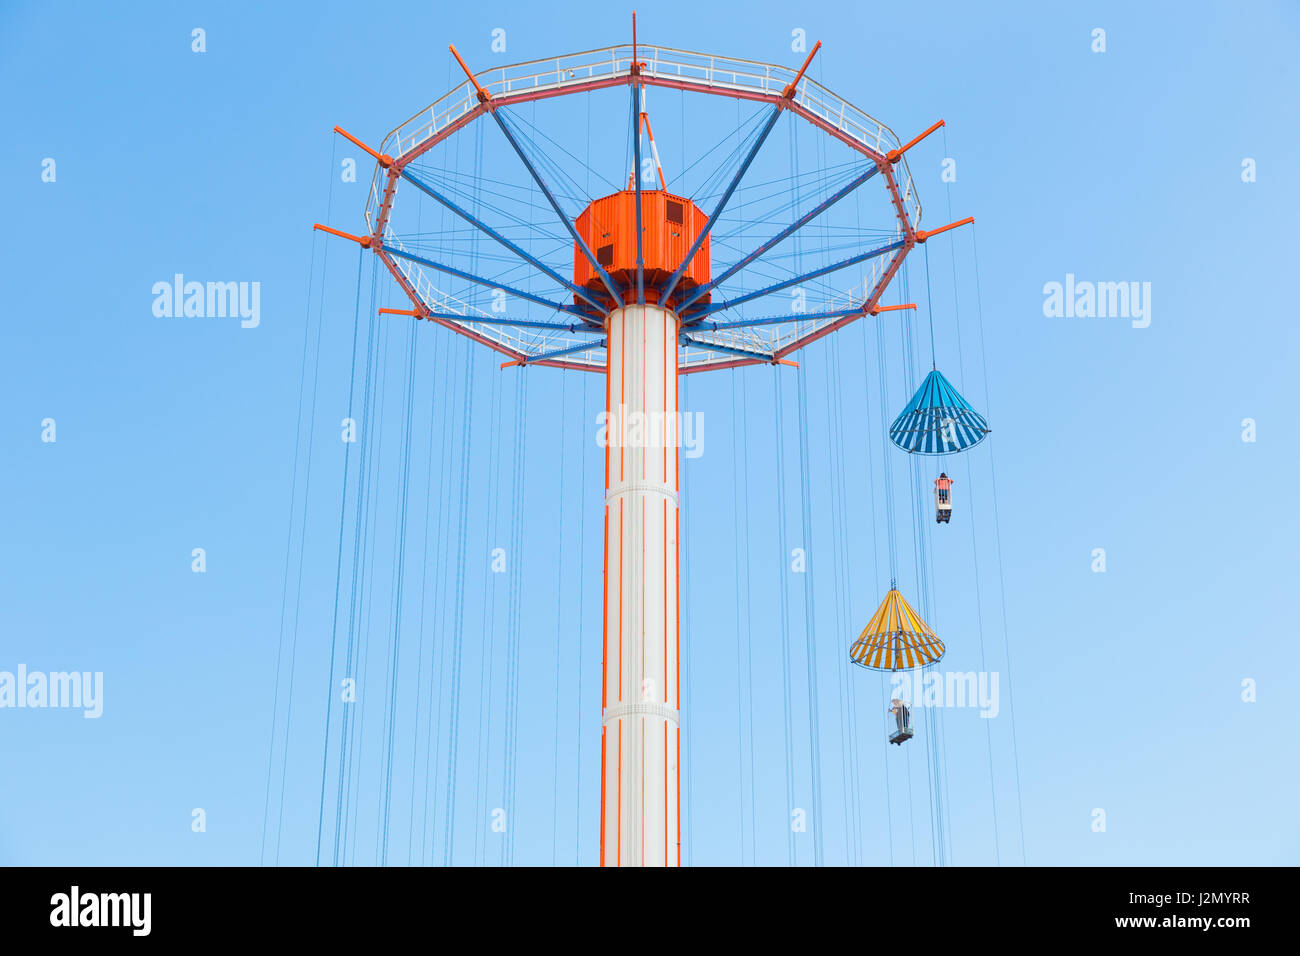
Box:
599 726 607 866
616 721 622 866
618 498 624 700
603 339 611 712
663 722 668 866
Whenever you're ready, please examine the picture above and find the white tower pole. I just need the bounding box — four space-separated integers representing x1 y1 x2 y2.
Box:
601 303 681 867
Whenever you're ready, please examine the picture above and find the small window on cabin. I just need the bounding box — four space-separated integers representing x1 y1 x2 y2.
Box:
666 200 684 225
597 244 614 267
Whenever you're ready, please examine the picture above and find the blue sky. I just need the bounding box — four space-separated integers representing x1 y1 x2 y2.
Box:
1 0 1297 866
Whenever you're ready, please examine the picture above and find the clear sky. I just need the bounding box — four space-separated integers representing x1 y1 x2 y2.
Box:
2 0 1297 867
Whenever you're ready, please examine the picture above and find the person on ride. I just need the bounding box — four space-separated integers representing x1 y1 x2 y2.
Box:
934 472 953 504
890 697 911 736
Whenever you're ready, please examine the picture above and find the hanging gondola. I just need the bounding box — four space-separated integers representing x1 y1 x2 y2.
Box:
849 585 945 744
889 368 989 455
934 472 954 523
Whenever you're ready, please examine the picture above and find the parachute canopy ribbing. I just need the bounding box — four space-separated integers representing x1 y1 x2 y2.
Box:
889 368 989 455
850 587 945 671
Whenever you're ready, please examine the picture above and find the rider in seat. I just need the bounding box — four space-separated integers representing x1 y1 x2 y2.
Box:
933 472 954 524
889 697 913 745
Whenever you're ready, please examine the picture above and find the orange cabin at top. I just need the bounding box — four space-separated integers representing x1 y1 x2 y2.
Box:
573 190 711 312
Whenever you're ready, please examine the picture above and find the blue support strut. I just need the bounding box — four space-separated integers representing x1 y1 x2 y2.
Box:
515 337 607 365
679 334 775 363
676 165 880 312
658 104 784 307
382 245 587 318
687 237 906 319
398 167 607 314
423 312 604 334
491 107 623 306
686 307 864 331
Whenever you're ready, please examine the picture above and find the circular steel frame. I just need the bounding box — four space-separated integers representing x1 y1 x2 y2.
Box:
355 41 935 373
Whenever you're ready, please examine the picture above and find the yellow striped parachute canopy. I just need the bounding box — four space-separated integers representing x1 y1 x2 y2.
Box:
850 588 945 671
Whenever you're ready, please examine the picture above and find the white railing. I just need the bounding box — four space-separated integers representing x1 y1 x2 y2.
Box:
359 42 923 369
368 43 921 229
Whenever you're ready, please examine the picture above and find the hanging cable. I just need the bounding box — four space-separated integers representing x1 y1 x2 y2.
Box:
471 363 504 866
972 224 1028 865
502 372 529 865
317 249 378 866
265 133 335 866
409 314 446 865
729 371 748 863
574 371 589 865
902 259 950 866
379 297 421 864
773 368 798 866
311 235 361 865
550 373 569 864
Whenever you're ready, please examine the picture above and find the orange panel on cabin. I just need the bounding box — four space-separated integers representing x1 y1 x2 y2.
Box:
573 190 710 309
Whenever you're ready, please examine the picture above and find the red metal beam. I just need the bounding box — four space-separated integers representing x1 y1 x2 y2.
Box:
679 356 765 376
877 161 916 240
390 100 489 170
372 167 401 241
395 71 897 178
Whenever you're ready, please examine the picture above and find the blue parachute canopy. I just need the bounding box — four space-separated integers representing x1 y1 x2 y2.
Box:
889 368 990 454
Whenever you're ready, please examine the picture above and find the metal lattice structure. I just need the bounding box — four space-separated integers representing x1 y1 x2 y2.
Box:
315 23 973 867
331 41 969 374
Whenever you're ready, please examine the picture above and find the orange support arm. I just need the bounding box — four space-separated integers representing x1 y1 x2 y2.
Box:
868 302 917 315
313 223 371 248
378 308 422 317
334 126 392 168
915 216 974 243
450 44 490 102
886 119 945 163
781 41 821 99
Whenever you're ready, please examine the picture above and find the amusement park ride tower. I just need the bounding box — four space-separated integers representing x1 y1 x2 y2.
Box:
315 20 972 866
